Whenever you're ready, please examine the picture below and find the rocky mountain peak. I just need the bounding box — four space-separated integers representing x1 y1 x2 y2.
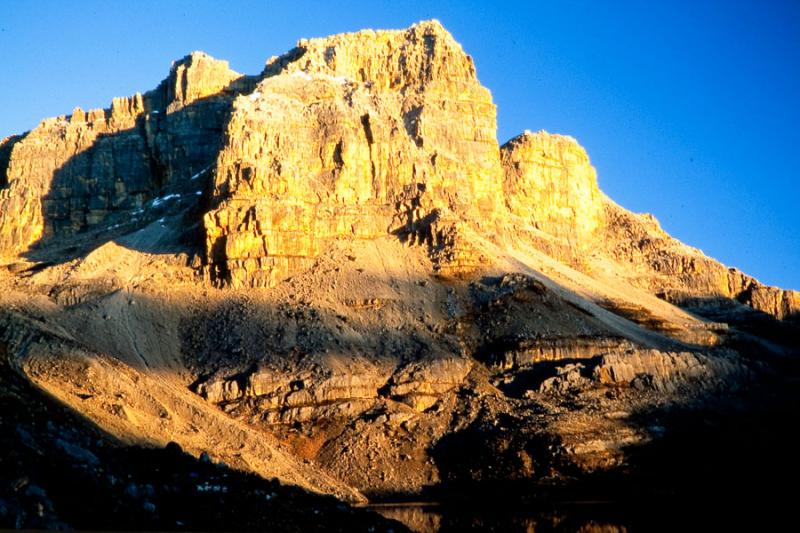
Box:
275 19 477 90
203 21 502 288
501 129 605 249
0 21 796 318
161 51 243 109
1 21 798 531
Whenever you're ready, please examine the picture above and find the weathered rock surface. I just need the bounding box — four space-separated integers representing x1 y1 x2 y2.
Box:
1 21 795 322
0 341 402 532
197 355 472 423
203 20 503 287
592 349 742 391
600 198 800 320
0 307 366 504
0 52 252 259
0 20 798 531
501 130 605 253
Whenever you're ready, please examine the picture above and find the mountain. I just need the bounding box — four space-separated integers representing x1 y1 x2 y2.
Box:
1 20 798 531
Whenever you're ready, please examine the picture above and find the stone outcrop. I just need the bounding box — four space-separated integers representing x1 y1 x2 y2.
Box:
0 52 251 259
501 130 605 252
385 357 472 411
0 20 794 322
203 20 504 287
601 199 800 319
592 349 742 392
495 132 799 321
489 336 634 371
534 348 744 395
196 355 473 423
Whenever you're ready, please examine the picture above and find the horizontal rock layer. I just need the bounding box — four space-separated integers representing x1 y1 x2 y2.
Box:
203 20 503 287
0 52 253 258
197 355 473 423
0 19 795 322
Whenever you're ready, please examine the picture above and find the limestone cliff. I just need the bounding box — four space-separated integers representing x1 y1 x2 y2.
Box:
0 19 795 319
204 20 502 287
1 22 798 527
500 130 605 264
600 198 800 319
0 52 251 259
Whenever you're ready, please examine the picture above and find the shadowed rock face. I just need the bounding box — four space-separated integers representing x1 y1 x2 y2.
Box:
0 20 795 318
0 52 252 258
0 20 798 532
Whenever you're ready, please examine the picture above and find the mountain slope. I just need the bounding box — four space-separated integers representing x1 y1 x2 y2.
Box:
1 20 798 531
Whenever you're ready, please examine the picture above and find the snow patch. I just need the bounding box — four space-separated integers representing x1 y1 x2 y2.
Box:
151 193 180 206
248 91 261 101
190 166 212 180
323 73 349 85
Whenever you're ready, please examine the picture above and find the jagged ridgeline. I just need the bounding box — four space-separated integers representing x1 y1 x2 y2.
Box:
1 20 798 531
0 22 800 318
0 21 796 316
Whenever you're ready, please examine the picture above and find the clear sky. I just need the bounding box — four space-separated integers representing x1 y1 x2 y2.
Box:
1 0 798 289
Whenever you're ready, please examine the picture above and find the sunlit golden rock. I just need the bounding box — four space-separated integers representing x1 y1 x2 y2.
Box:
0 52 247 259
203 20 505 287
0 20 795 320
501 130 605 248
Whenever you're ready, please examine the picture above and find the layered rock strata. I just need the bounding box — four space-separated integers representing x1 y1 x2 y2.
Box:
602 199 800 319
196 355 473 423
0 21 795 320
203 20 503 287
501 130 605 254
0 52 252 258
1 22 797 519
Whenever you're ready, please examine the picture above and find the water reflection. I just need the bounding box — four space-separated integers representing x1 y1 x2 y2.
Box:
369 502 629 532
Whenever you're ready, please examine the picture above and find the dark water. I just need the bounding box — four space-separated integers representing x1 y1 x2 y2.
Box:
367 502 630 532
367 495 790 532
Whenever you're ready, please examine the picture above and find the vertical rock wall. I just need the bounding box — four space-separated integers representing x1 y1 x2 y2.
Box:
0 20 795 320
0 52 248 258
203 21 505 287
500 130 605 250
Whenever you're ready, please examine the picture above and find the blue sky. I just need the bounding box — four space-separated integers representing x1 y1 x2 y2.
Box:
1 0 798 289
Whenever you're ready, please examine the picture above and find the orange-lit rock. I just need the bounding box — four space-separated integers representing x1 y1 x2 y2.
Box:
203 21 504 287
501 130 605 248
0 52 249 259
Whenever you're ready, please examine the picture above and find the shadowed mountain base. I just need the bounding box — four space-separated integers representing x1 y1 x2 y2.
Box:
1 20 798 533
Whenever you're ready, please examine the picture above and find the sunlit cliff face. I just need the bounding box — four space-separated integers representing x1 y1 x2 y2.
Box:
0 20 798 531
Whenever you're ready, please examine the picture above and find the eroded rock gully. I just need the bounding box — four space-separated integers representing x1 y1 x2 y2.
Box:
1 19 798 532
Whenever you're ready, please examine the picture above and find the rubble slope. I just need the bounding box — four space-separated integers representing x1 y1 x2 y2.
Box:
1 19 798 532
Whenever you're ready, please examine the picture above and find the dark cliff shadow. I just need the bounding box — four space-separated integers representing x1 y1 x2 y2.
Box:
0 134 24 190
667 294 800 356
421 291 800 530
421 376 800 531
20 77 255 267
0 343 404 532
